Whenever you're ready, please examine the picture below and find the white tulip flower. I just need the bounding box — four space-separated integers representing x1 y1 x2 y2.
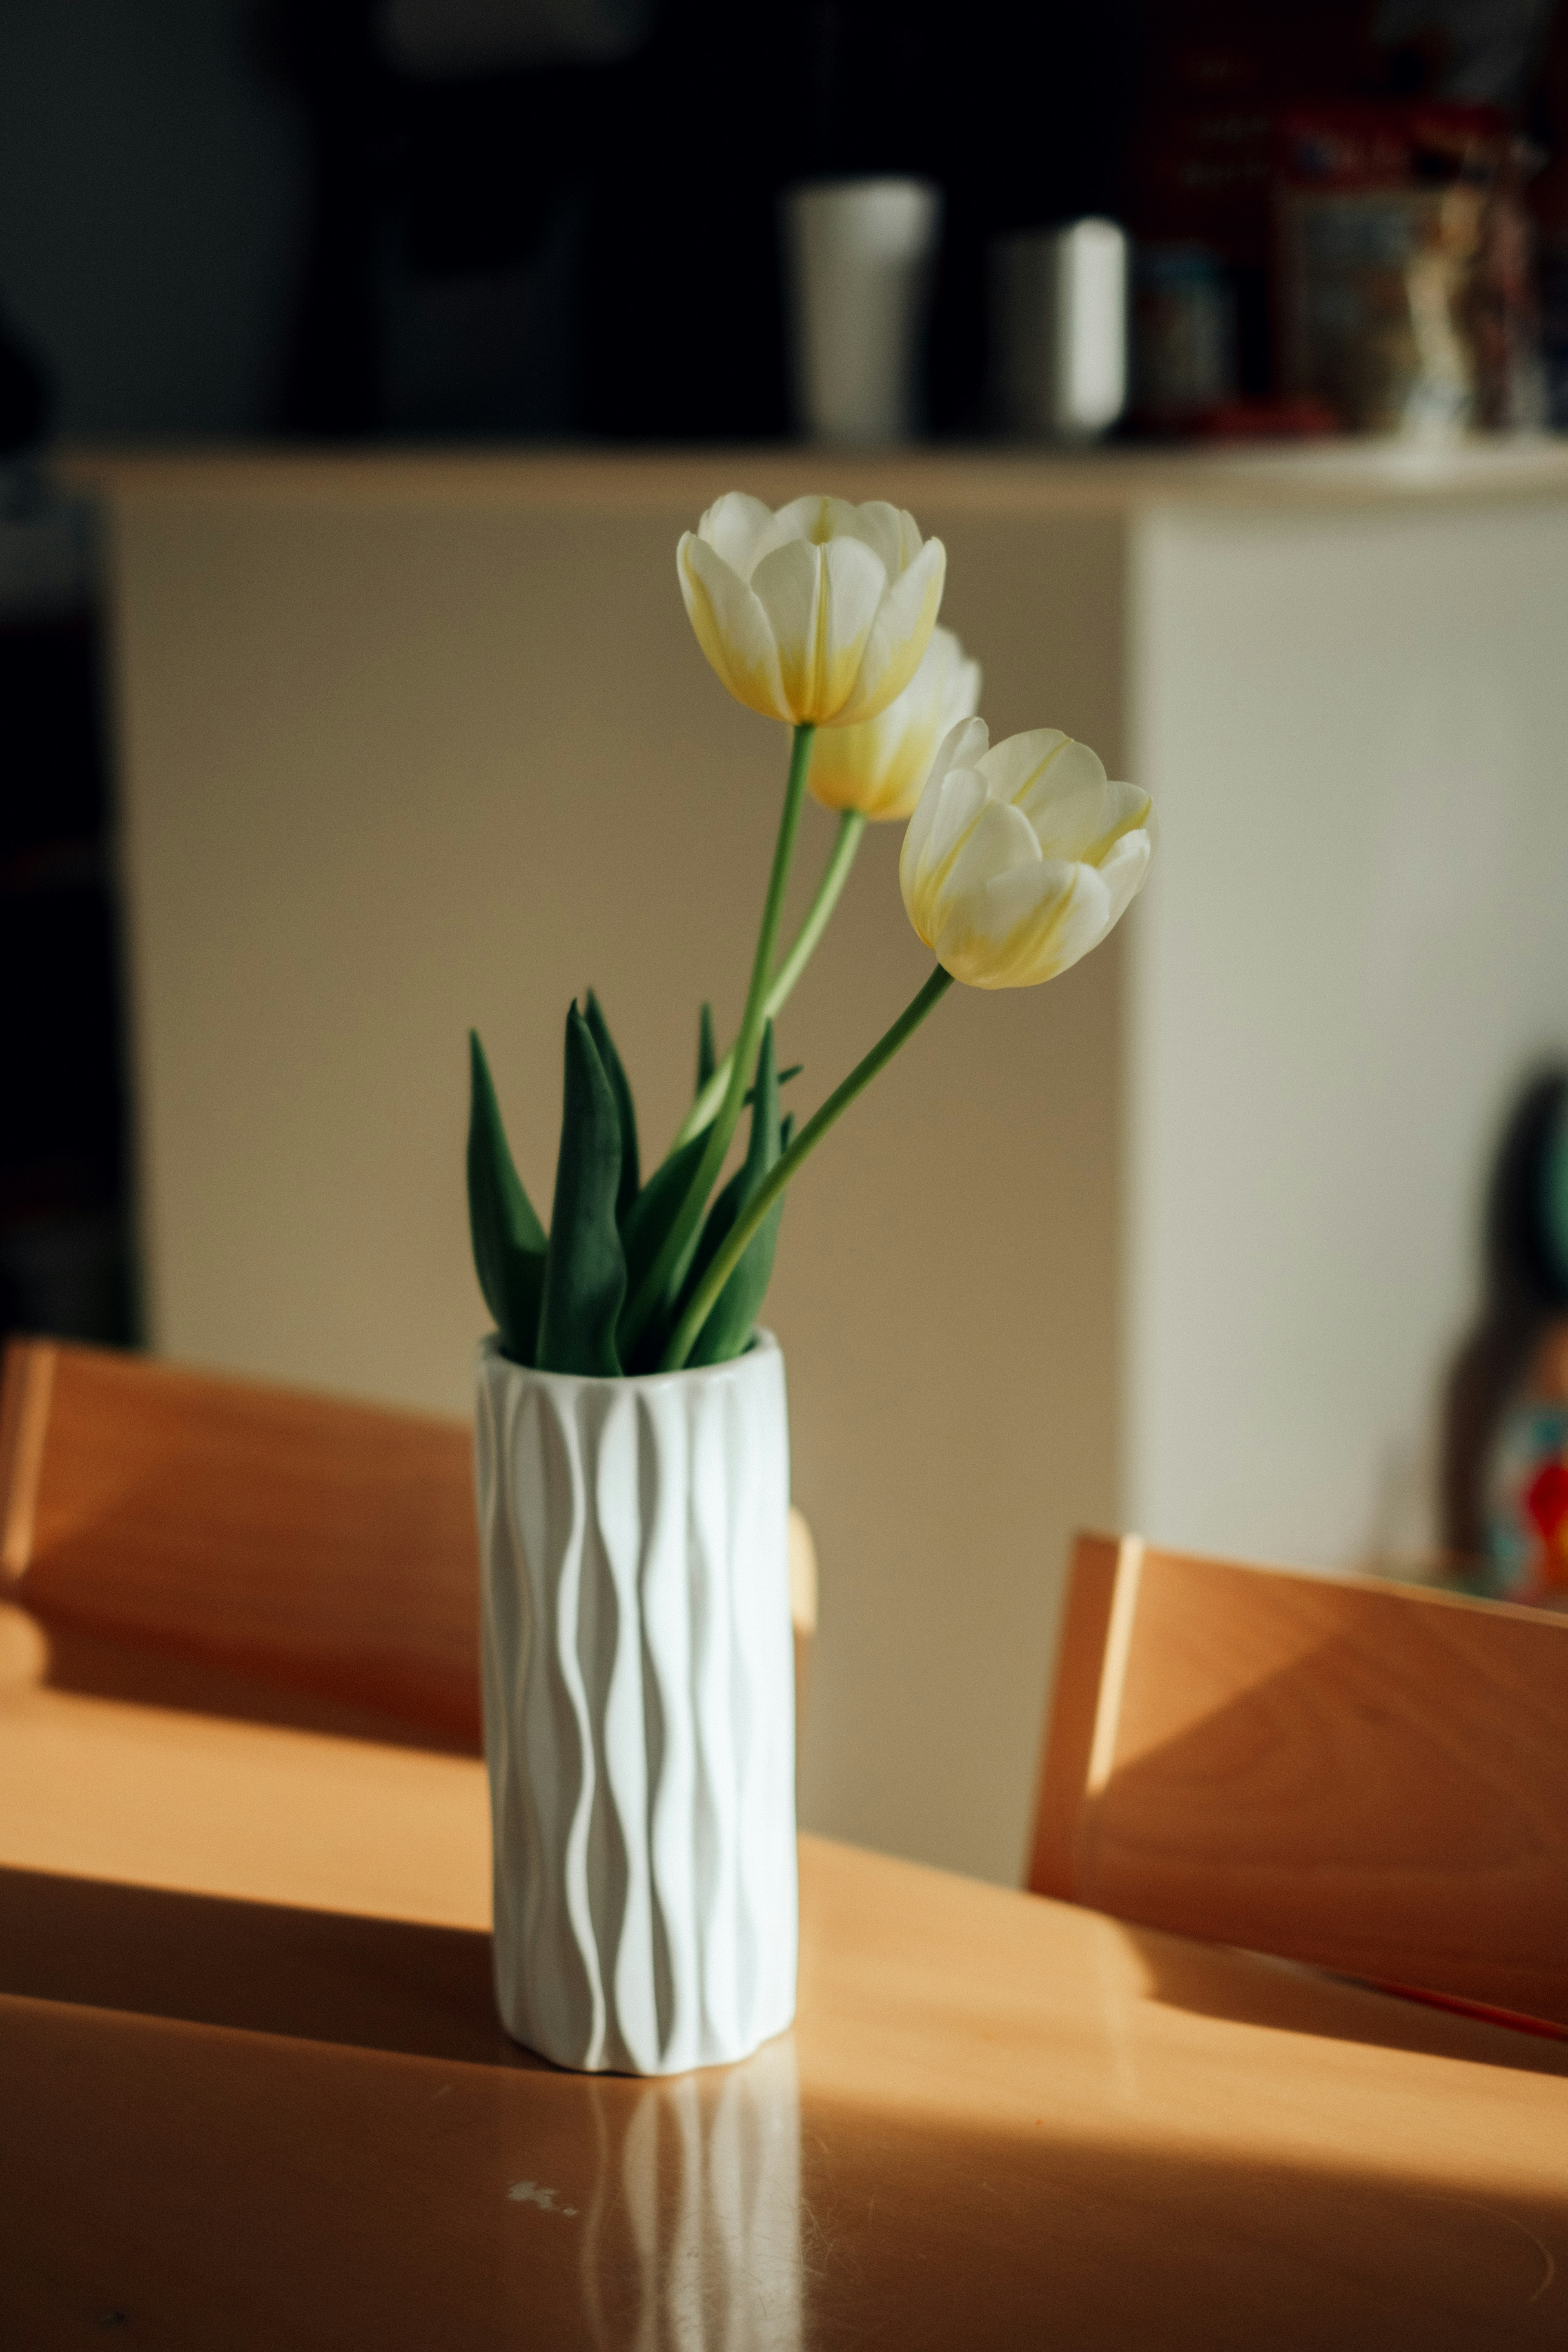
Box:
900 719 1155 989
677 493 947 728
808 626 982 821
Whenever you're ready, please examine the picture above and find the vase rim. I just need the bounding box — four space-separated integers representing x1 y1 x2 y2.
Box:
477 1327 780 1394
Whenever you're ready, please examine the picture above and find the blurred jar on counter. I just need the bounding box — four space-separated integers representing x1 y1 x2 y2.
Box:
1120 2 1378 420
1276 101 1543 439
1130 244 1237 428
1528 0 1568 427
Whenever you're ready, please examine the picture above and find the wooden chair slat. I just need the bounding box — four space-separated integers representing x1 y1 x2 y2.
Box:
1029 1531 1568 2025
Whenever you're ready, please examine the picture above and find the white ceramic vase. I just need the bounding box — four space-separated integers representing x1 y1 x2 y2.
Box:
474 1330 797 2074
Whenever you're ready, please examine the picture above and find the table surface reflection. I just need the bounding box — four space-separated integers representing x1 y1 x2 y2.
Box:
2 1601 1566 2350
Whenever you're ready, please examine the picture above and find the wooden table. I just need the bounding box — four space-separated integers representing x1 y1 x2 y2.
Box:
2 1600 1566 2349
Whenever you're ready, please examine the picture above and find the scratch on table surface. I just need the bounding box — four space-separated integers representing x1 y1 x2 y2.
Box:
1412 2195 1556 2307
509 2180 578 2216
1519 2230 1556 2307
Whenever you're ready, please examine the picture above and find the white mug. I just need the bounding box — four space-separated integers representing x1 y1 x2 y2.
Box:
991 218 1128 443
780 178 944 444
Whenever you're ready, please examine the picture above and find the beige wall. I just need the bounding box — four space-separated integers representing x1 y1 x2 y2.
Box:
103 460 1124 1885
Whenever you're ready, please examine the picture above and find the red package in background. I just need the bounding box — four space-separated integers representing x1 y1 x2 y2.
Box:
1122 2 1377 426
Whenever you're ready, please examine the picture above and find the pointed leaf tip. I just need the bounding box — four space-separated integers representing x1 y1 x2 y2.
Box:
583 987 640 1227
466 1029 547 1365
537 1004 627 1376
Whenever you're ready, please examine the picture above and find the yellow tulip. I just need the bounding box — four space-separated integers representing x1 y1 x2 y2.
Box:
900 720 1155 989
677 493 946 728
807 626 981 820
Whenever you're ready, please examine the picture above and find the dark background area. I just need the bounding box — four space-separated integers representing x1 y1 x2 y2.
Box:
0 0 1561 1357
0 0 1141 445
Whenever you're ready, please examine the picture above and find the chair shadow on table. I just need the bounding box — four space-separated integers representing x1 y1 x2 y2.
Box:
2 1606 517 2068
1124 1921 1568 2080
35 1615 483 1755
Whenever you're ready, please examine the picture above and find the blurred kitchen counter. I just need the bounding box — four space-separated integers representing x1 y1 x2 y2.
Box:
58 433 1568 516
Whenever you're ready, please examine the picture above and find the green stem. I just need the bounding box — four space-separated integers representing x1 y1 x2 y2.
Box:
621 722 817 1356
661 963 955 1372
675 808 867 1150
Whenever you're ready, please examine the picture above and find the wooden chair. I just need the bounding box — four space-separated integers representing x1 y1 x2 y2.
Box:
1028 1531 1568 2027
0 1339 818 1758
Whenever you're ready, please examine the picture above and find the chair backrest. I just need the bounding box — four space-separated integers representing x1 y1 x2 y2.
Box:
0 1337 484 1741
0 1338 817 1753
1028 1530 1568 2027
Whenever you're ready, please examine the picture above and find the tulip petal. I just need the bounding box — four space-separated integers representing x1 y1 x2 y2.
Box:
942 795 1042 900
698 492 791 580
833 536 947 726
975 727 1069 800
829 499 920 577
771 494 831 545
903 766 981 879
1080 779 1156 867
808 624 984 819
1004 859 1114 986
1096 823 1155 929
921 716 989 808
679 535 791 720
1017 746 1120 861
938 858 1113 990
771 497 920 579
900 774 998 951
900 761 990 900
750 533 887 723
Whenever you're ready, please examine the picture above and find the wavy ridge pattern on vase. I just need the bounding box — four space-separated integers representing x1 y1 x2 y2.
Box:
476 1332 797 2074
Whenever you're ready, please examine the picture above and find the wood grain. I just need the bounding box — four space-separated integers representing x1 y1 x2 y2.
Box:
1031 1533 1568 2024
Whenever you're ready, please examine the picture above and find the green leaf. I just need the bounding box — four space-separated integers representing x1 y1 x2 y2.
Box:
746 1062 802 1105
613 1045 799 1372
616 1127 711 1373
584 989 640 1226
466 1030 547 1366
536 1007 627 1376
697 1001 716 1093
677 1022 786 1369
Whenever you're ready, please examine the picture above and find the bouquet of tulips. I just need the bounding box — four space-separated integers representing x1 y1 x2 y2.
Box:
467 492 1156 1379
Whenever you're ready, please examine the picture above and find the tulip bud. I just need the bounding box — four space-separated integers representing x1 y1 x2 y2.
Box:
677 492 947 728
808 626 982 821
900 719 1155 989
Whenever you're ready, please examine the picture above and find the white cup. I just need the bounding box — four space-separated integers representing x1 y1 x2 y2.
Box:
780 178 944 444
991 218 1128 442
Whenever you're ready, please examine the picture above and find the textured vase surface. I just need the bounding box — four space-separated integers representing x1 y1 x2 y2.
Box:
474 1330 797 2074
